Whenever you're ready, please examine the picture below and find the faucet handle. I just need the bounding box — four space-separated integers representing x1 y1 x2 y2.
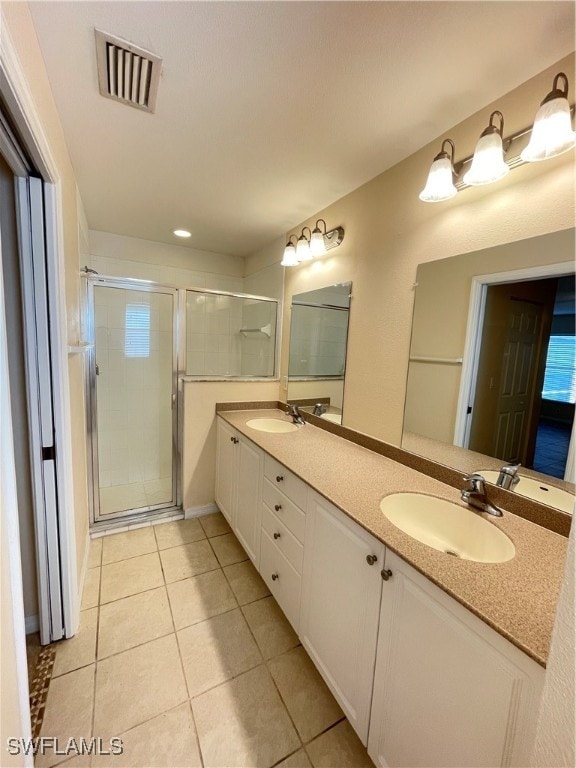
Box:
462 472 486 492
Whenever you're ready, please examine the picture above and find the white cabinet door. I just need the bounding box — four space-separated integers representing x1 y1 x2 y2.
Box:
215 418 238 525
369 550 544 768
235 437 263 567
300 491 385 745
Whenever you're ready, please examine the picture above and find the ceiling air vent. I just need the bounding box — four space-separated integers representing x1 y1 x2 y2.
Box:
95 29 162 113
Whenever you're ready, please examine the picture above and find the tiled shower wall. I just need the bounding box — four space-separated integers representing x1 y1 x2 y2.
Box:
289 305 348 377
185 293 277 377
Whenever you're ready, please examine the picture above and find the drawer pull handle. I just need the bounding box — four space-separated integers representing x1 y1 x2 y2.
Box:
273 532 281 540
276 475 284 482
271 573 279 581
381 569 393 581
366 554 378 566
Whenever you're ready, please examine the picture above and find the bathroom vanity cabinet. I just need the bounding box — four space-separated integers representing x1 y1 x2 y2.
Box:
369 549 543 768
300 491 385 743
215 420 263 567
214 414 546 767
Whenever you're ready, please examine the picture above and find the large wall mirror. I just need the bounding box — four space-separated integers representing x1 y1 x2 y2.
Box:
287 282 352 424
402 228 575 514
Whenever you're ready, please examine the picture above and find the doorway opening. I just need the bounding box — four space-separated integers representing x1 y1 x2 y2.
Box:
459 268 575 481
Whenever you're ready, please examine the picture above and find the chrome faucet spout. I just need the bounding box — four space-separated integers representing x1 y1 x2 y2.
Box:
497 463 521 490
286 404 305 425
461 473 503 517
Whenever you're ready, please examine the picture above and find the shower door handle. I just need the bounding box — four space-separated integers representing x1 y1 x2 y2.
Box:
95 363 100 376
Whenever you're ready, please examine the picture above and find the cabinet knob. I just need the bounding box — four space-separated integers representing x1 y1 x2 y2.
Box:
381 569 393 581
276 475 284 483
366 554 378 566
273 532 281 540
274 504 282 512
230 436 239 444
271 573 279 581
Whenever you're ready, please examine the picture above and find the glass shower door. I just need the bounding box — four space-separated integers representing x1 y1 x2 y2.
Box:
91 282 177 520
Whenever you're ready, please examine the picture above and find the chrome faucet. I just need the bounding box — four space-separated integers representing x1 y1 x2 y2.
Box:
313 403 327 416
461 473 503 517
286 404 305 425
496 463 521 490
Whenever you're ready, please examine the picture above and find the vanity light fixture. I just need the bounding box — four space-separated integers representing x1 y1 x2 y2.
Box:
281 223 345 267
420 72 575 202
173 229 191 238
310 219 328 256
463 111 509 186
296 227 313 262
521 72 576 162
281 235 299 267
419 139 458 203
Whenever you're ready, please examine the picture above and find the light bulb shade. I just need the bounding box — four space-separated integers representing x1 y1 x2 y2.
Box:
419 156 457 202
296 236 312 262
309 229 326 256
521 97 576 162
463 132 509 186
281 242 298 267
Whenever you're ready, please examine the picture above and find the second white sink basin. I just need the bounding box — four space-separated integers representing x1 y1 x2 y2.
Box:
478 471 574 514
246 418 299 434
380 493 515 563
321 413 342 424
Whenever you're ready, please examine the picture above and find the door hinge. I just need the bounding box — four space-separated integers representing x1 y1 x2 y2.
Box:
42 445 56 461
466 406 472 415
95 363 100 376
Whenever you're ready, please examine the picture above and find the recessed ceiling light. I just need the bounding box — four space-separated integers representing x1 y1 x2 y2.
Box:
173 229 191 238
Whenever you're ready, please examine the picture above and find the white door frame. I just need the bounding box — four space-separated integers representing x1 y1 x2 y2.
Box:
454 261 576 479
1 17 79 639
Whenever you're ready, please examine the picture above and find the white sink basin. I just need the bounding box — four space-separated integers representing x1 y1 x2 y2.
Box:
246 418 299 434
380 493 515 563
321 413 342 424
478 471 574 514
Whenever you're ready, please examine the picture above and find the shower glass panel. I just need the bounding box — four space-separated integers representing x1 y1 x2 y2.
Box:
93 283 176 518
185 290 277 376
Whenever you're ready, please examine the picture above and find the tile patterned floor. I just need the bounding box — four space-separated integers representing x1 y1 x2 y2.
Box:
41 514 374 768
532 419 571 479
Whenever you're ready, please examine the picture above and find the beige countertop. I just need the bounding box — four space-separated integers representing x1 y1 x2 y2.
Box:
218 408 568 667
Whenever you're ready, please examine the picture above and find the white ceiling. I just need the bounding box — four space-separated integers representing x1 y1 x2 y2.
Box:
29 1 575 258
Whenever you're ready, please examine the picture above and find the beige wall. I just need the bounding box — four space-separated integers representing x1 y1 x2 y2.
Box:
281 54 576 447
530 521 575 767
287 379 344 411
182 381 279 511
404 229 574 443
89 230 245 291
2 2 90 592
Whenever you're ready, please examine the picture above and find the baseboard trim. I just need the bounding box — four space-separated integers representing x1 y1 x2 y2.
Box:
184 503 219 519
25 614 39 635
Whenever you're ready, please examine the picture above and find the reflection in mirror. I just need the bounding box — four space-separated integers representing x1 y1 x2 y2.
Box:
402 229 575 514
287 283 352 424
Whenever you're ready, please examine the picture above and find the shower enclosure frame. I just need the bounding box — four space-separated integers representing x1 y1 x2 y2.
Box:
85 276 182 526
84 275 280 528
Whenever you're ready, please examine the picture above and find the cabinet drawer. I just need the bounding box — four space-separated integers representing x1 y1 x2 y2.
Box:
263 478 306 542
262 503 304 574
264 455 308 510
260 530 301 632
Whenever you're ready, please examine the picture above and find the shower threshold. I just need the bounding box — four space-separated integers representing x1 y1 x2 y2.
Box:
90 505 184 535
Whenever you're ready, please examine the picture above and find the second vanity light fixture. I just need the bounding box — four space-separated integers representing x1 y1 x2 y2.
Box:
281 219 345 267
419 71 576 202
